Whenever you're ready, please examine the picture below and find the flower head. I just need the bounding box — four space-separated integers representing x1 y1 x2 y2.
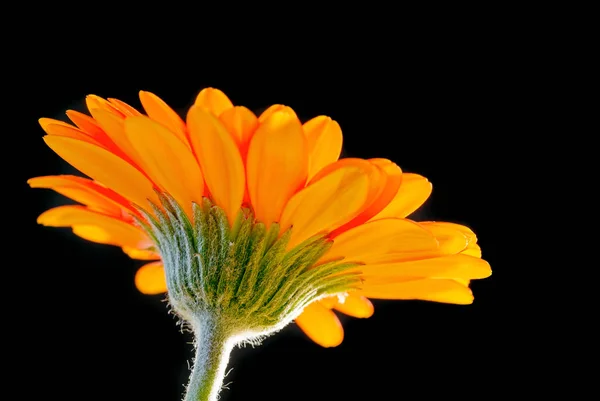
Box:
30 88 491 400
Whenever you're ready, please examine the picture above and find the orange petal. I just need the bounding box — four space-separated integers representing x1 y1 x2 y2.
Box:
295 302 344 348
365 159 403 216
122 246 160 260
66 111 103 133
42 136 159 211
38 206 152 249
107 98 143 117
65 110 118 150
124 116 204 217
303 116 343 180
330 159 403 237
333 294 374 318
86 95 125 118
135 261 168 295
39 119 104 147
194 88 233 116
308 159 380 231
325 218 439 263
258 105 298 123
246 110 308 227
218 106 259 160
371 173 432 220
27 175 136 218
87 108 141 164
419 221 469 255
358 278 474 304
139 91 188 145
318 296 338 309
362 254 492 281
280 163 370 248
187 107 245 224
39 118 72 131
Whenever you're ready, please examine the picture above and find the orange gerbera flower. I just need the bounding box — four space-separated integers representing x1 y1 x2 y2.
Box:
29 88 491 400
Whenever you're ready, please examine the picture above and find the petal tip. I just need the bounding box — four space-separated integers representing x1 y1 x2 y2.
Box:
36 211 51 226
134 263 168 295
138 90 152 100
481 261 493 279
26 177 42 188
322 332 344 348
363 304 375 318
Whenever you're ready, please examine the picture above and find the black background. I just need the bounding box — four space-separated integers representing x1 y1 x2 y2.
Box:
12 22 521 401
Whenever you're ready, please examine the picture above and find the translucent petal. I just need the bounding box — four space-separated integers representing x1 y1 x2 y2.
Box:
295 302 344 348
246 110 308 227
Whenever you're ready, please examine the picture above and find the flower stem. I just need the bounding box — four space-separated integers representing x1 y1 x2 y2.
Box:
184 315 233 401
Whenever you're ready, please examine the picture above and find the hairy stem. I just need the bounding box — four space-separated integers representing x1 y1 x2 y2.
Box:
184 315 233 401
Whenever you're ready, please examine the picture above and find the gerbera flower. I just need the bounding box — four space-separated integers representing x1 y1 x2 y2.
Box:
29 88 491 401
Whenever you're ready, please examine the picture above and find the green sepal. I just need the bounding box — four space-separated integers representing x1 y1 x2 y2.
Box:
135 194 361 338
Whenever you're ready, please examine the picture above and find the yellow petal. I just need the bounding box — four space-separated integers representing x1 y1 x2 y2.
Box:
28 175 127 217
419 221 469 255
280 163 370 248
303 116 343 179
454 279 471 286
430 221 478 244
258 104 297 123
362 254 492 281
295 302 344 348
325 218 439 263
38 206 152 249
43 136 159 211
462 243 482 258
139 91 189 145
354 251 440 265
194 88 233 116
246 110 308 227
218 106 259 160
371 173 432 220
187 106 245 224
135 261 168 295
333 294 374 318
122 246 160 260
358 278 474 304
124 116 204 217
423 222 481 257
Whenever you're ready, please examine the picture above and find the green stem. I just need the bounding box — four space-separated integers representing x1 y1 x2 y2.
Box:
184 316 233 401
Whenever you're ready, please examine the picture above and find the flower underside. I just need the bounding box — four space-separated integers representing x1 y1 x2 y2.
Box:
137 192 361 339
